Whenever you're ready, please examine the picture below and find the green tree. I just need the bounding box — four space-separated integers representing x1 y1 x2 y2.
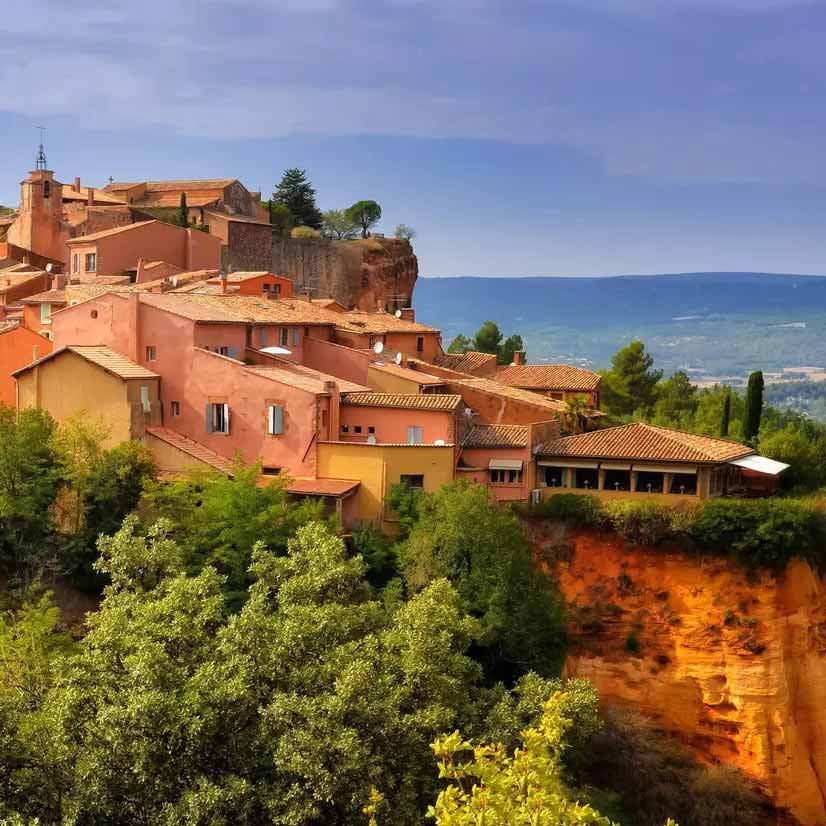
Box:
322 208 359 240
473 320 503 355
175 191 189 228
557 396 591 436
759 422 826 490
273 168 323 229
499 333 525 365
652 371 698 429
269 201 294 238
346 200 382 238
141 462 326 609
601 340 663 416
721 387 732 437
394 223 416 241
396 481 566 682
447 333 473 354
743 370 764 445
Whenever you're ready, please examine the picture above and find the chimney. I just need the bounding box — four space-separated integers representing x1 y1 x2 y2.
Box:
513 350 526 366
136 258 146 284
400 307 415 322
87 187 94 206
219 271 228 294
325 380 340 441
73 177 81 193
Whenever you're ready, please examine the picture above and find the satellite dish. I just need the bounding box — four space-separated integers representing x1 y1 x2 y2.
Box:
366 433 377 444
373 341 384 354
394 309 402 318
45 263 53 273
434 439 446 446
171 276 178 287
394 352 403 365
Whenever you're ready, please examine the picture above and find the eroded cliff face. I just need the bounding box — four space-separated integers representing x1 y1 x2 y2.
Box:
270 236 418 310
528 522 826 826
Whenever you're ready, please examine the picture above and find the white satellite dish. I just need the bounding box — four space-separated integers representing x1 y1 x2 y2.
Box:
434 439 446 446
261 346 292 355
373 341 384 354
394 352 403 365
394 309 402 318
45 263 53 273
366 433 377 444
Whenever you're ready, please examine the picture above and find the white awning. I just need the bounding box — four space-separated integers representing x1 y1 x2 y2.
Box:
729 455 790 476
489 458 523 471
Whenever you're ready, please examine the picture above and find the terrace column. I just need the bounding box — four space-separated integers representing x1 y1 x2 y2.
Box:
566 467 575 488
630 469 638 493
597 468 606 491
663 472 672 495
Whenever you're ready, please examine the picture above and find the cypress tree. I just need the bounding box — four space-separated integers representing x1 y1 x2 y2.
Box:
720 387 731 438
175 192 189 228
743 371 764 445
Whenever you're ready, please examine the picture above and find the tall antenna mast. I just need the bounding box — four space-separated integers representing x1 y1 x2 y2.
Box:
35 126 48 171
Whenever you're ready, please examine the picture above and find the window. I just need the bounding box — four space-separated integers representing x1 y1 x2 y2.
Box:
262 466 281 476
206 402 229 434
407 426 423 444
43 180 51 199
72 253 78 274
40 303 52 324
279 328 289 347
171 401 181 416
140 385 151 413
549 392 564 401
217 346 238 359
262 283 271 292
416 336 424 352
273 283 281 295
354 425 362 434
85 253 96 273
368 426 375 434
267 404 284 435
145 345 157 361
491 468 523 484
400 474 424 489
259 328 268 347
341 424 349 433
292 327 299 346
70 300 79 306
39 330 52 341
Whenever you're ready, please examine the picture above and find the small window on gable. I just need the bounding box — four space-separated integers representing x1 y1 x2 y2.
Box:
400 474 424 490
171 401 180 416
145 345 157 361
268 404 284 436
416 336 424 352
206 402 229 434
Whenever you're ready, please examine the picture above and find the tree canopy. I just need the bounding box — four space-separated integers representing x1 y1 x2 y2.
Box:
346 200 382 238
322 208 359 240
273 168 324 230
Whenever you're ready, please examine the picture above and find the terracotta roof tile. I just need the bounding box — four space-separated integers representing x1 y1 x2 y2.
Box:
285 478 360 496
244 364 369 395
433 351 498 374
368 362 446 385
145 427 235 474
536 422 754 465
336 310 438 334
106 179 237 192
19 289 66 305
340 392 463 411
66 220 164 244
12 345 159 380
463 424 529 448
448 377 569 412
0 321 20 335
491 364 601 392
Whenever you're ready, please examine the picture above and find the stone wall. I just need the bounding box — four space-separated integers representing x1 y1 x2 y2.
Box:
227 222 275 272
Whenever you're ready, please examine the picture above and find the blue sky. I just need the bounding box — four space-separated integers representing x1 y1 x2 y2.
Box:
2 0 826 276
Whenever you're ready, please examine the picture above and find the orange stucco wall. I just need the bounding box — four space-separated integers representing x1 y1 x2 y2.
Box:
302 336 372 386
0 327 51 407
458 445 533 502
338 406 456 445
332 329 442 362
67 222 221 277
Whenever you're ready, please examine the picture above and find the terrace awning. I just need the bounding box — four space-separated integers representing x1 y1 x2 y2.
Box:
729 455 790 476
489 459 523 471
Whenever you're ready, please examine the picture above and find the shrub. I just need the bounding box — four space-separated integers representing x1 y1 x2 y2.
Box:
353 237 387 255
534 493 604 526
603 499 680 545
290 225 321 239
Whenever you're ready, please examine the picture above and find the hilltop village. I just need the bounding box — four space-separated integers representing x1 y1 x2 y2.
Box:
0 154 789 530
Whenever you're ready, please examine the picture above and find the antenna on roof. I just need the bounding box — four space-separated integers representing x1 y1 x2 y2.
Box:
394 309 402 318
373 341 384 354
394 352 403 365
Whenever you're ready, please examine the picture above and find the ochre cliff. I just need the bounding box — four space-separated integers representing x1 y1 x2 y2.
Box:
528 522 826 826
270 236 418 310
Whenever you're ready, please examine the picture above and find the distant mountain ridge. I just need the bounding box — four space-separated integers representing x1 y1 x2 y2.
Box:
415 272 826 377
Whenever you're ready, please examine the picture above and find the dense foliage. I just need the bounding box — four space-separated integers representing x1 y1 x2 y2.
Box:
272 168 324 229
447 320 526 365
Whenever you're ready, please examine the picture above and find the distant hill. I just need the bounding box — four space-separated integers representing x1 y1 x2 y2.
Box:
415 272 826 378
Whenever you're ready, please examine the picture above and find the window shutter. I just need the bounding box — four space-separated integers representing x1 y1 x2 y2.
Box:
228 346 237 360
273 405 284 435
223 403 230 433
205 404 213 433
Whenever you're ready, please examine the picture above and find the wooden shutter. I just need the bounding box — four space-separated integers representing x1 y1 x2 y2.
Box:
223 403 230 433
205 404 213 433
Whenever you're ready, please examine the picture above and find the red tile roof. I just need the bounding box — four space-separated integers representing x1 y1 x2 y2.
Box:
285 478 360 496
66 220 165 244
463 424 529 448
340 392 463 411
368 362 445 385
12 345 159 380
144 427 235 474
491 364 601 392
336 310 438 334
433 351 498 374
448 377 569 413
536 422 754 465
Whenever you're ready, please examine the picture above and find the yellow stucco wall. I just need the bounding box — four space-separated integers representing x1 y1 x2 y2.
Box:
15 352 160 446
366 366 422 395
317 442 454 532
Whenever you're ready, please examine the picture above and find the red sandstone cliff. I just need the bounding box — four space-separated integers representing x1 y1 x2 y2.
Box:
528 521 826 826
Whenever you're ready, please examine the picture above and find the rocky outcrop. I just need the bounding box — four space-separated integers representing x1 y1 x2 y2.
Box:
529 522 826 826
270 237 418 310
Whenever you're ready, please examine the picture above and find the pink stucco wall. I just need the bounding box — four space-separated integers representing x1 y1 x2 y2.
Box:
458 445 531 502
51 293 135 356
303 336 372 386
338 406 455 445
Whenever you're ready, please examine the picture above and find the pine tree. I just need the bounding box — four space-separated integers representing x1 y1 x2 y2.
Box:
743 371 764 445
720 387 731 438
272 169 323 230
175 192 189 228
